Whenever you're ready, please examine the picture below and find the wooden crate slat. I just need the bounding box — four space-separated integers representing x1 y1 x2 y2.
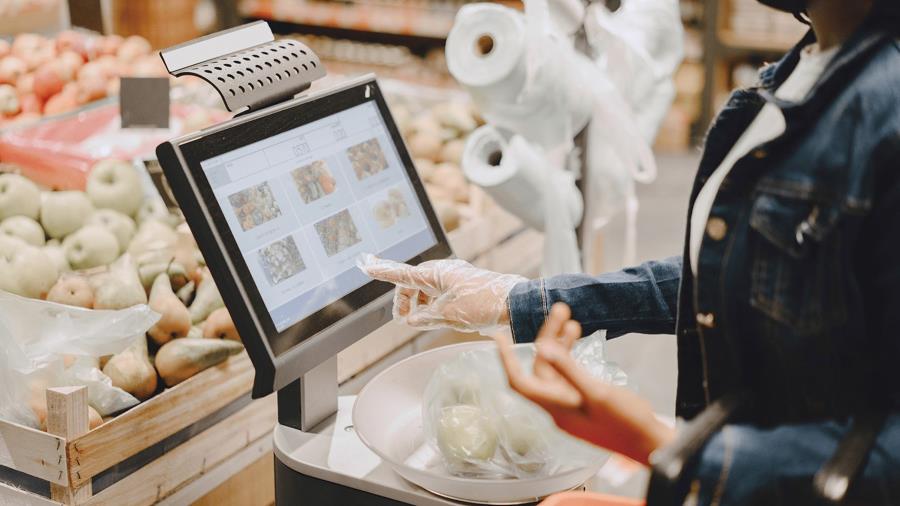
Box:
0 481 61 506
67 353 255 488
0 420 68 486
157 437 272 506
84 398 276 506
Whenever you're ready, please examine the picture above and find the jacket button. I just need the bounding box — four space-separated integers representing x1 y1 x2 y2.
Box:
696 312 715 328
706 217 728 241
752 149 767 159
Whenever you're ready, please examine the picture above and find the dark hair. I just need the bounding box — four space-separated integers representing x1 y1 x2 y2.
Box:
871 0 900 34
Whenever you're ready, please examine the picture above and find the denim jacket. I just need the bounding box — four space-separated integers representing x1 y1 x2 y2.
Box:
508 21 900 502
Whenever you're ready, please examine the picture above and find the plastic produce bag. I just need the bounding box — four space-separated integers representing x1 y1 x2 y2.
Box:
422 331 626 479
0 291 159 427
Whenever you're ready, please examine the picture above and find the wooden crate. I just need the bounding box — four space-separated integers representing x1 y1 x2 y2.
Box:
0 352 276 506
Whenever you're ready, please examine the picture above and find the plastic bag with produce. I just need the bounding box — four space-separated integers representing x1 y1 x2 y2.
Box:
421 331 625 478
0 291 159 428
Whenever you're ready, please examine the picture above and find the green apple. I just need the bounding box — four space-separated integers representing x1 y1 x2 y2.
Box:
42 240 70 273
87 209 136 253
62 225 119 270
135 198 174 227
41 191 94 239
0 216 45 246
0 235 59 299
0 174 41 221
86 159 145 217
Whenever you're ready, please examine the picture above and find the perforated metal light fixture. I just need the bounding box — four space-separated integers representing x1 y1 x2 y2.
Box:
160 21 326 113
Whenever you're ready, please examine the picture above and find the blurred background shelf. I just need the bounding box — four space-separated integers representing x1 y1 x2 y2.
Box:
699 0 807 130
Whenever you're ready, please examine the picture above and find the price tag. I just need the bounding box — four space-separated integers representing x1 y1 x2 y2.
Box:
120 77 170 129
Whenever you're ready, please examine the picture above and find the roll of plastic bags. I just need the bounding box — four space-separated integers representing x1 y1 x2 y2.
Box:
463 127 583 275
446 2 592 156
0 291 159 425
422 331 625 479
585 0 684 143
449 0 661 269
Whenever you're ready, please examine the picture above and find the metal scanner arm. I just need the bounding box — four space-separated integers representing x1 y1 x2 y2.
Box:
159 21 325 114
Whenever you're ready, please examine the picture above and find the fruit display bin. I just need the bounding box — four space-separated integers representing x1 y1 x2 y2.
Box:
0 351 274 506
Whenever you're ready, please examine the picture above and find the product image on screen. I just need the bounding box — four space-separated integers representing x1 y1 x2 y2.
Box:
228 182 283 231
200 101 437 334
292 160 337 203
315 209 363 257
258 235 306 285
347 138 388 180
372 187 411 229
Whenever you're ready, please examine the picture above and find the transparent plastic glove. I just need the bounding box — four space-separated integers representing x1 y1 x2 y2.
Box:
357 254 527 333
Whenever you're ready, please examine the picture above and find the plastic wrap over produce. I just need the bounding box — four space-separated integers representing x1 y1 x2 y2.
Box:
0 291 159 427
422 332 625 479
0 101 228 190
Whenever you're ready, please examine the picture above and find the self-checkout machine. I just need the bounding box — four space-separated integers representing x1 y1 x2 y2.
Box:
156 22 605 506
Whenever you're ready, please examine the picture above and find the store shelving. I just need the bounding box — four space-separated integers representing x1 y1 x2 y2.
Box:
699 0 807 130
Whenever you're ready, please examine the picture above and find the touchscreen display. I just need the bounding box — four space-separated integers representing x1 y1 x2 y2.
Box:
199 101 436 332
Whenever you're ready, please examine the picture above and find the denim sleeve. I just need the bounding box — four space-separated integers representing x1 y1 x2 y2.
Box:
507 256 682 343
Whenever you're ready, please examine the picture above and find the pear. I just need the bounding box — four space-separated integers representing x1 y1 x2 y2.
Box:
0 215 45 246
86 159 144 217
173 226 200 282
127 220 177 265
41 191 94 239
0 236 58 299
202 307 239 341
176 280 195 306
154 338 243 387
103 337 157 401
186 325 203 339
46 273 94 308
147 273 191 345
138 261 188 292
62 225 119 270
0 174 40 221
86 209 135 253
90 254 147 310
189 267 224 324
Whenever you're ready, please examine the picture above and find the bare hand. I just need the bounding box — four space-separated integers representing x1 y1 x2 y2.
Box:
497 303 675 465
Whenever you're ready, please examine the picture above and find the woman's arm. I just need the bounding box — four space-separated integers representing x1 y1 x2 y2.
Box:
508 256 683 343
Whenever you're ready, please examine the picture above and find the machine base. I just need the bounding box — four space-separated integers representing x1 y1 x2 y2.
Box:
275 457 406 506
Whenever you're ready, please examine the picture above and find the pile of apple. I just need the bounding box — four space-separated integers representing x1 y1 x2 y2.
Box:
0 31 167 126
390 97 484 232
0 161 243 416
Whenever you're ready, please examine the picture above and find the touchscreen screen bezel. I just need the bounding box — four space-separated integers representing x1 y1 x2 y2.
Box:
165 77 451 389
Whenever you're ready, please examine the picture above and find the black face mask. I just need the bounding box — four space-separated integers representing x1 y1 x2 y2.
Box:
757 0 806 13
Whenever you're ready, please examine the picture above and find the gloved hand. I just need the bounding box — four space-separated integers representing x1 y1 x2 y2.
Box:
357 254 527 333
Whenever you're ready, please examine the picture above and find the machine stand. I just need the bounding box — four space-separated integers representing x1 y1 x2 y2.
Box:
277 356 338 431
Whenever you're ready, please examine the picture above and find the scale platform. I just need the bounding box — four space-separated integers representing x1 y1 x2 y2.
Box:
273 396 605 506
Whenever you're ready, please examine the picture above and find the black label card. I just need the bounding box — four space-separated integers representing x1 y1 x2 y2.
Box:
120 77 170 129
